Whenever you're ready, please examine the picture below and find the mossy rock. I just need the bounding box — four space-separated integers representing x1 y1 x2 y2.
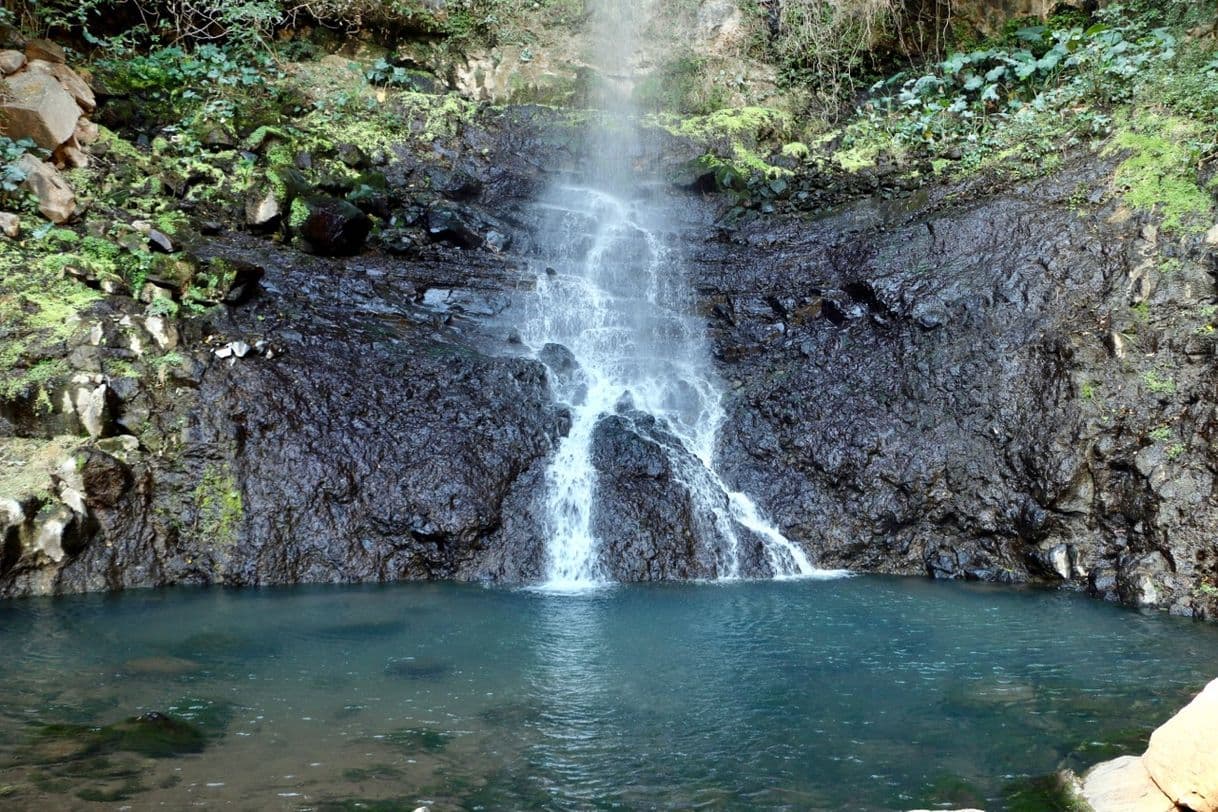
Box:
382 726 449 754
34 712 207 761
1002 773 1089 812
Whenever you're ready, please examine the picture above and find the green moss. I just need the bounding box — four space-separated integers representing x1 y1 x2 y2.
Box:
289 197 311 229
383 727 449 753
1149 425 1174 442
781 141 810 160
1143 370 1176 395
1108 115 1214 234
1002 774 1088 812
193 463 243 547
652 106 794 179
35 713 206 761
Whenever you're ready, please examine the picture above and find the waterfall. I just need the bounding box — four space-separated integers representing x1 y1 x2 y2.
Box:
520 0 825 588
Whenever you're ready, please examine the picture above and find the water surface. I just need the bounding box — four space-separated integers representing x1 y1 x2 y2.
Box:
1 578 1216 810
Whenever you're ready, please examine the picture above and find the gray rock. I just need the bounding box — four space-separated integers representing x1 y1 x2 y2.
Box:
0 49 25 74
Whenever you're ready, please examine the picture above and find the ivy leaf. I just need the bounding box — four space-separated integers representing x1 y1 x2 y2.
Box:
981 84 1000 102
985 65 1007 82
963 74 984 91
1015 26 1045 43
941 53 967 76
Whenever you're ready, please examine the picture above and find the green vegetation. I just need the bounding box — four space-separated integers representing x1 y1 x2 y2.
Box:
1109 114 1214 233
193 463 243 547
830 1 1218 181
1143 370 1177 395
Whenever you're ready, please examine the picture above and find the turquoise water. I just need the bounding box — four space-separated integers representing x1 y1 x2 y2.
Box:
1 578 1217 810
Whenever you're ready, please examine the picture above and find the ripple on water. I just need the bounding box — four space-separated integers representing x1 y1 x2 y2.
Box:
0 579 1216 810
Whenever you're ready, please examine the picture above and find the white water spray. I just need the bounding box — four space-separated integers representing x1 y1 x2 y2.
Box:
522 1 834 589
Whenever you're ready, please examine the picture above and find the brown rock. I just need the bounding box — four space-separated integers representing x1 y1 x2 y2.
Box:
1145 677 1218 812
0 212 18 238
24 38 65 64
74 118 99 146
26 59 96 112
0 69 80 149
16 154 75 223
54 141 89 169
0 49 25 74
1081 756 1176 812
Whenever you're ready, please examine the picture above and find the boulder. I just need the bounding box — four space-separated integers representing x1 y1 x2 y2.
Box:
24 38 65 64
1 69 81 149
1081 756 1175 812
299 197 370 257
0 49 25 74
1145 677 1218 811
54 141 89 169
426 203 512 252
16 154 75 223
245 188 282 230
36 60 96 112
0 212 18 238
79 449 132 509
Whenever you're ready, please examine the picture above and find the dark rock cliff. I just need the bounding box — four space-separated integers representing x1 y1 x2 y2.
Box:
2 107 1216 617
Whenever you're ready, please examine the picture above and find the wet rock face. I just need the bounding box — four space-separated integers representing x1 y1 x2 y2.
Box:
701 158 1218 616
3 102 1215 615
589 411 771 580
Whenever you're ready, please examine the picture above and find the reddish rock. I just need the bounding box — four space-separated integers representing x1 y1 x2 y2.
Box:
1 69 80 149
24 38 65 64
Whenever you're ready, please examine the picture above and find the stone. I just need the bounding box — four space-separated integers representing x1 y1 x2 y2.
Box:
79 449 132 509
148 229 175 254
1081 756 1174 812
95 435 139 458
24 38 65 64
1206 223 1218 246
426 204 511 251
54 142 89 169
299 197 370 257
32 504 78 563
144 315 179 350
27 59 95 112
245 189 282 230
71 379 110 438
1 69 81 149
0 49 25 74
74 118 99 146
1145 677 1218 811
0 212 19 238
16 155 75 223
230 341 251 359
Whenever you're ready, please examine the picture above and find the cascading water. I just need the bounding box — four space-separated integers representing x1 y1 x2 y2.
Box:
520 0 826 588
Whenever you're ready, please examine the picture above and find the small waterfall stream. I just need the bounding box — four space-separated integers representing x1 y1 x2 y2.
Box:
519 0 822 588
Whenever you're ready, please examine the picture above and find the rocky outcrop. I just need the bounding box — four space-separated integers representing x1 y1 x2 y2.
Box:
1078 677 1218 811
1079 756 1175 812
1 96 1215 611
0 39 99 223
702 159 1218 617
589 411 763 580
1144 678 1218 810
